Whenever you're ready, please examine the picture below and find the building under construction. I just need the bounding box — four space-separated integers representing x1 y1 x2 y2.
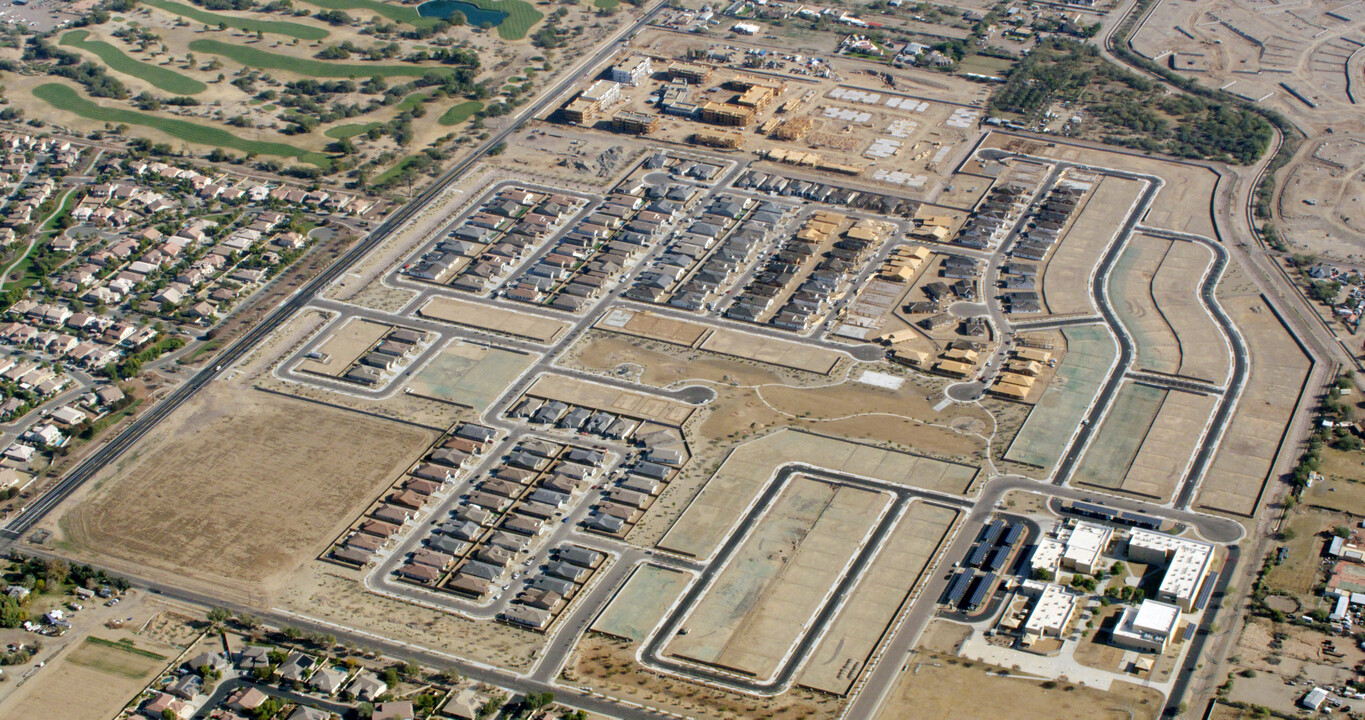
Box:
691 129 743 149
612 111 659 135
700 101 755 127
667 61 713 84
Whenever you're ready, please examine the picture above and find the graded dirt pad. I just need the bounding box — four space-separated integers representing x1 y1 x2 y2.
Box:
297 317 392 377
1110 235 1182 375
700 328 842 375
982 133 1219 238
591 564 693 642
1073 382 1168 491
0 632 175 720
525 373 696 427
1121 387 1219 500
566 633 843 720
55 387 433 599
799 501 959 695
1005 326 1116 470
595 308 711 348
406 341 534 410
1041 176 1145 316
1197 295 1312 516
658 429 978 559
418 295 569 343
880 629 1165 720
1152 240 1230 383
665 476 888 679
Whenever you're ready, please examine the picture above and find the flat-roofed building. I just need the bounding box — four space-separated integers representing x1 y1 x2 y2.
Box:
1060 522 1112 573
608 55 653 86
1022 583 1077 643
1127 529 1214 612
1112 599 1181 652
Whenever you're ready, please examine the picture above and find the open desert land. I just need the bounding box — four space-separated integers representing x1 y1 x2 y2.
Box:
876 620 1165 720
1071 381 1218 502
1039 175 1145 316
1109 233 1232 383
799 500 959 696
38 304 439 604
1277 135 1365 258
1197 278 1313 517
664 476 889 679
982 134 1221 238
566 633 844 720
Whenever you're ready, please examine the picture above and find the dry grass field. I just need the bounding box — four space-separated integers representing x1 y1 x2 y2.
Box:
1073 382 1216 502
52 385 434 600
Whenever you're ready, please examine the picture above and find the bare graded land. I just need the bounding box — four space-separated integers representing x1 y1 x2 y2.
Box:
1073 382 1216 502
0 629 176 720
407 341 535 411
700 329 842 375
52 385 434 601
595 308 711 348
1110 234 1230 383
1005 325 1116 470
658 429 977 559
565 633 843 720
297 317 393 378
590 564 693 643
878 621 1165 720
799 500 959 695
419 295 569 343
1197 293 1311 516
665 476 888 679
1041 176 1144 316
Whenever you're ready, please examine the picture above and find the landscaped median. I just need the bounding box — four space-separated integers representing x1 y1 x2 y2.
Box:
59 30 206 95
33 83 332 167
187 39 455 78
141 0 331 40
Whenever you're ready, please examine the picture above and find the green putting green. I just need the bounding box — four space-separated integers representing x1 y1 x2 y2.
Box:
324 122 381 139
142 0 330 40
438 100 482 125
34 83 330 167
60 30 207 95
188 39 453 78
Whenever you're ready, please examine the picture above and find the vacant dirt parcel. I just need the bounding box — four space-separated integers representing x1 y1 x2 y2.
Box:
659 429 977 559
800 500 959 695
666 476 889 679
524 373 697 427
407 341 534 410
592 564 694 642
0 633 175 720
1110 234 1229 383
55 387 433 598
1198 294 1311 516
297 317 393 378
1073 382 1217 502
596 308 712 347
1041 176 1145 316
419 295 568 343
1005 326 1116 470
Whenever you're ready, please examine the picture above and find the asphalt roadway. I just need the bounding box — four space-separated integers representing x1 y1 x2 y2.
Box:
0 0 670 543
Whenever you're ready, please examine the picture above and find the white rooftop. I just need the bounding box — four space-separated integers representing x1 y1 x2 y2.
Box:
1132 599 1181 635
1023 584 1076 636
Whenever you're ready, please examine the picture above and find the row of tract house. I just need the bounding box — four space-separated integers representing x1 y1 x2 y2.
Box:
627 192 770 311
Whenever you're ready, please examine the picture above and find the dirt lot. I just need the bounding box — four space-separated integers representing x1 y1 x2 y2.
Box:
49 380 434 603
1197 288 1312 516
879 620 1165 720
419 295 569 343
800 500 959 695
565 633 844 720
591 564 693 643
666 476 887 678
297 317 392 378
1041 175 1144 316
